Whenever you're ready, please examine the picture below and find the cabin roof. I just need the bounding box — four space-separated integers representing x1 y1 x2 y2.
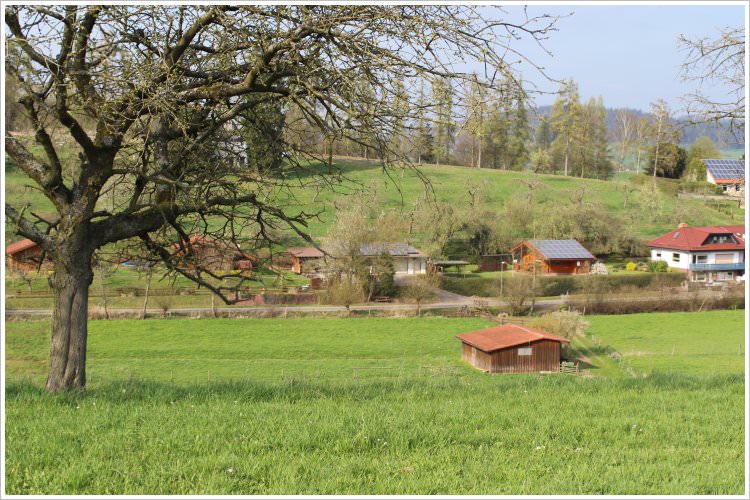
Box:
5 238 39 255
456 324 570 353
703 159 745 183
513 239 595 260
286 247 325 258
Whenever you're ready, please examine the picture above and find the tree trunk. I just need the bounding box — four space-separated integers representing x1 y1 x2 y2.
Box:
46 253 94 392
141 272 152 319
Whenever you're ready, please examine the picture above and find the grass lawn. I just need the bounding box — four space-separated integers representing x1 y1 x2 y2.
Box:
4 313 745 495
586 310 746 376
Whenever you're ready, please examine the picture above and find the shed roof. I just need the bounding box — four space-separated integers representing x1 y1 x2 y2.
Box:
456 324 570 353
286 247 325 258
646 224 745 251
6 238 39 255
359 242 424 257
515 239 595 260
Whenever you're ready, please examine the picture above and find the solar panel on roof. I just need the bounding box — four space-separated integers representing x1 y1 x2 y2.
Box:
529 239 592 259
703 159 745 180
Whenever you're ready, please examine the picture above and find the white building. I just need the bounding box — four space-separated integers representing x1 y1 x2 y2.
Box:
646 224 745 284
359 243 427 275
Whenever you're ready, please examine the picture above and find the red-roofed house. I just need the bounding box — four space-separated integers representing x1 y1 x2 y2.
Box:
456 324 570 373
646 224 745 283
286 247 325 274
5 238 50 272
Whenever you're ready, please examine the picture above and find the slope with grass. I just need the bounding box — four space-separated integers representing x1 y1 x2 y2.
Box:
5 314 745 495
586 310 746 375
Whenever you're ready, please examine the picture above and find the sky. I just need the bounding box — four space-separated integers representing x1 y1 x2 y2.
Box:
486 3 746 113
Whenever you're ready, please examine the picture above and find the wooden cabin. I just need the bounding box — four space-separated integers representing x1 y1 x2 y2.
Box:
5 238 50 272
172 235 255 271
511 239 595 275
456 324 570 374
286 247 325 274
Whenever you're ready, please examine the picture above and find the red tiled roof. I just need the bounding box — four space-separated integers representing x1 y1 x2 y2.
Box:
456 324 570 353
286 247 325 258
646 225 745 252
5 238 39 255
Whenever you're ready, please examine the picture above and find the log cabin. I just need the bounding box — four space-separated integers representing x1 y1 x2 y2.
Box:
511 239 595 275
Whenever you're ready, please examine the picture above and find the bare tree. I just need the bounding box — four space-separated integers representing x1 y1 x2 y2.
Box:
679 26 745 135
4 5 557 391
613 109 636 173
402 274 439 317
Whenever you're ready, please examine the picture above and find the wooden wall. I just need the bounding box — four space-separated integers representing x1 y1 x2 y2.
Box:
461 339 562 373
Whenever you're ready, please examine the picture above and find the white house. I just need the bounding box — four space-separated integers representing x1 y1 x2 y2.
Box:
646 224 745 284
359 243 428 275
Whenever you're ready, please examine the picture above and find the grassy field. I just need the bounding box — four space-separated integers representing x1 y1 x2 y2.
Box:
586 310 746 375
4 313 745 495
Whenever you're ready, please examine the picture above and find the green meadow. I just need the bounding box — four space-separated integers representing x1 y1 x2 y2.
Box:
4 312 745 495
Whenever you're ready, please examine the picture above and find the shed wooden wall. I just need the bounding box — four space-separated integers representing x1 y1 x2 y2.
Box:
461 339 562 373
7 247 47 272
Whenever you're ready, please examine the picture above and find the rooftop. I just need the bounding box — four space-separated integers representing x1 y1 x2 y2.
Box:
703 159 745 183
519 239 596 260
359 242 423 257
286 247 325 258
456 324 570 353
6 238 39 255
646 224 745 251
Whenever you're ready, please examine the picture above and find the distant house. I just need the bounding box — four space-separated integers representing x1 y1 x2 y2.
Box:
286 247 325 274
703 159 745 194
359 242 427 275
511 239 596 275
456 324 570 373
5 238 50 272
172 235 255 271
646 223 745 284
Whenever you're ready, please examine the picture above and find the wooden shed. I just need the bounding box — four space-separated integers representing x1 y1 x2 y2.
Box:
5 238 50 272
511 239 595 275
456 324 570 373
286 247 325 274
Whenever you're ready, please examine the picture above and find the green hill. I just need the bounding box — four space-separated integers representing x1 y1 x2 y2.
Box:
5 157 743 256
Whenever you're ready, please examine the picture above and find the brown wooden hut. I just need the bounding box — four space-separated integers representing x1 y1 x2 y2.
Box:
172 235 256 271
456 324 570 373
5 238 50 272
511 239 595 275
286 247 325 274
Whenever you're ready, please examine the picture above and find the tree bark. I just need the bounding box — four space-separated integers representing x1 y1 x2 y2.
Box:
46 252 94 392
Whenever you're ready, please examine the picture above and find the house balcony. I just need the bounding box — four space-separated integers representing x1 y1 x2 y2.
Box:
689 262 745 272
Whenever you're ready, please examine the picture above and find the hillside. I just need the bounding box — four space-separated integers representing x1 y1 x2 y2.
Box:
5 157 743 257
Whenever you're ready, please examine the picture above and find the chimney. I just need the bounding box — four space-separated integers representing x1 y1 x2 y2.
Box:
678 223 688 229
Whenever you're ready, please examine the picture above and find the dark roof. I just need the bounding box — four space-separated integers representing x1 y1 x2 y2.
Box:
456 324 570 353
286 247 325 258
525 239 595 260
646 225 745 251
359 242 424 257
703 159 745 183
6 238 39 255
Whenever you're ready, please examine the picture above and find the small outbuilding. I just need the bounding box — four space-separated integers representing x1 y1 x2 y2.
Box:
511 239 595 274
286 247 326 274
5 238 50 272
456 324 570 373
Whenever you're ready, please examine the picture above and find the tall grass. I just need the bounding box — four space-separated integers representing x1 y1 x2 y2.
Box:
4 315 746 495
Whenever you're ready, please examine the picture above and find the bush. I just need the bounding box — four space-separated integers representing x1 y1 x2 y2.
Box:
530 311 589 340
625 261 637 271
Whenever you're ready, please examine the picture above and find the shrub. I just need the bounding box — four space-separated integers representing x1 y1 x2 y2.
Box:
530 310 589 340
625 261 637 271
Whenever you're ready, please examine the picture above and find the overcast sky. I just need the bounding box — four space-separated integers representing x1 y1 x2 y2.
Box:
489 3 746 112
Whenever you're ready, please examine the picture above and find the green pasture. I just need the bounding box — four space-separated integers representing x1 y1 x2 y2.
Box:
4 313 746 494
586 310 746 375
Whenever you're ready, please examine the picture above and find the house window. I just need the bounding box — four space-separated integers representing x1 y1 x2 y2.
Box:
692 255 707 264
655 252 662 258
672 253 680 263
518 347 532 356
693 272 706 282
